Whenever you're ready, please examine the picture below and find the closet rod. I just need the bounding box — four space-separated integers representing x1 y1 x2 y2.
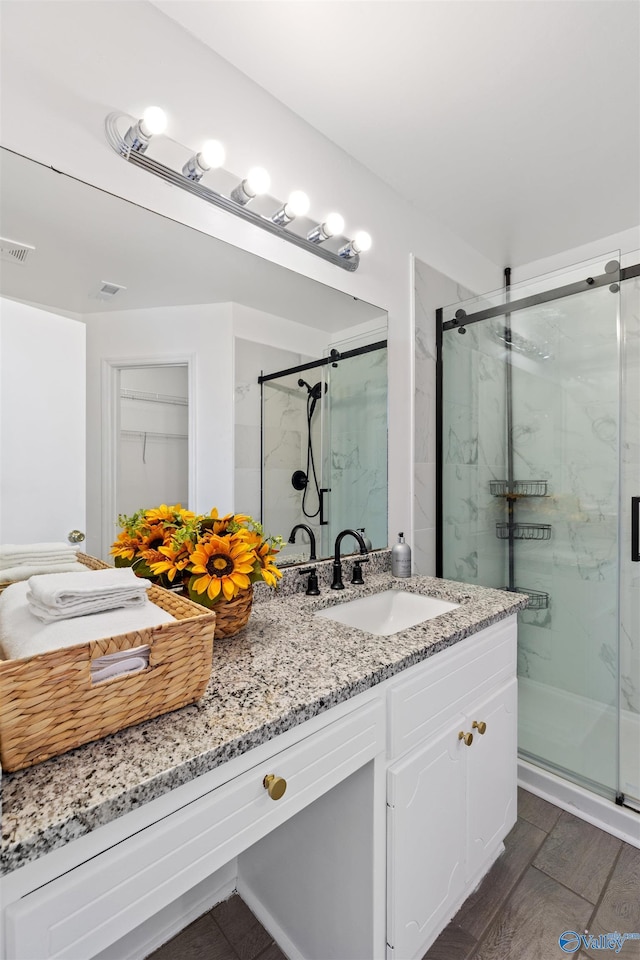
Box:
121 429 187 441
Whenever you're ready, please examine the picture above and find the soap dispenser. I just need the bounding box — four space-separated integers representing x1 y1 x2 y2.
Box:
358 527 373 551
391 532 411 578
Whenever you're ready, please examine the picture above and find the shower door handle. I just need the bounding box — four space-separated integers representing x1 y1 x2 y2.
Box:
319 488 331 526
632 497 640 562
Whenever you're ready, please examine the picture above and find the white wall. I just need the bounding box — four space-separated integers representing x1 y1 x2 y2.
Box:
85 302 233 558
0 299 86 542
0 0 502 552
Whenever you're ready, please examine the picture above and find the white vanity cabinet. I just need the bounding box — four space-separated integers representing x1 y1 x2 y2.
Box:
386 616 518 960
0 612 518 960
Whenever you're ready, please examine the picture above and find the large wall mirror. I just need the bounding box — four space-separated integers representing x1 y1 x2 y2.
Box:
0 148 388 566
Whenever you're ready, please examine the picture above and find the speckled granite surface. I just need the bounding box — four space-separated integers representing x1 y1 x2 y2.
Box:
1 567 526 875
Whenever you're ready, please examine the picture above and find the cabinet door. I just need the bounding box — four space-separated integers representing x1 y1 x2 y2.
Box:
387 714 466 960
465 677 518 881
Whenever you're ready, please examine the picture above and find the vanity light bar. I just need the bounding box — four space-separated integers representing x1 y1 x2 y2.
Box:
105 111 370 273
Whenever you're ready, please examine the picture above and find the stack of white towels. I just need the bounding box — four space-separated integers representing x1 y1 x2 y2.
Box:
0 541 87 583
0 560 175 684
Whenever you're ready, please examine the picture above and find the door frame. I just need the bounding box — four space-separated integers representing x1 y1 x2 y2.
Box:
101 355 196 561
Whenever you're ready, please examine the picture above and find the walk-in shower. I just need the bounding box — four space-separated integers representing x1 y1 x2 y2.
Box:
436 253 640 827
260 340 388 561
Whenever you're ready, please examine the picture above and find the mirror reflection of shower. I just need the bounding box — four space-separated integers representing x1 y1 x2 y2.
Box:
293 377 328 520
260 339 388 563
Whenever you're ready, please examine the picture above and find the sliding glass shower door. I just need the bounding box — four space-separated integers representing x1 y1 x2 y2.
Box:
439 254 637 804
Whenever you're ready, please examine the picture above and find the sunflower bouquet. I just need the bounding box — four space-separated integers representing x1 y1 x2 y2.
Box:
111 505 283 610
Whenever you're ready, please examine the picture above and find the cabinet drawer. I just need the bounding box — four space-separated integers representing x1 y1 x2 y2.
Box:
388 615 516 760
6 698 384 960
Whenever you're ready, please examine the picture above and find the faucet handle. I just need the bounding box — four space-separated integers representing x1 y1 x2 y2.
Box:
351 557 369 585
299 566 320 596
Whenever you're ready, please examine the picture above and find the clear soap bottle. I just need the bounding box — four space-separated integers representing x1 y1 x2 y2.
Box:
391 532 411 577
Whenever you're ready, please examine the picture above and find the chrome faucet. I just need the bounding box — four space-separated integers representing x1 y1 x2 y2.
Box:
288 523 317 562
331 529 369 590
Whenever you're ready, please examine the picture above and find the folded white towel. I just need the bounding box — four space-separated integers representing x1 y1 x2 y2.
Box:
0 561 88 584
26 567 152 621
0 542 79 565
90 647 150 684
0 582 174 659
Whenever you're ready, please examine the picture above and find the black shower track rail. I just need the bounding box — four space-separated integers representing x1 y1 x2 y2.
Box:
257 339 387 384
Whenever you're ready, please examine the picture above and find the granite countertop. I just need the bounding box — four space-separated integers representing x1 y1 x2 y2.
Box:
1 562 526 875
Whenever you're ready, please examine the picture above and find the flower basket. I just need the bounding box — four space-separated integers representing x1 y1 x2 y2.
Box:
112 506 282 639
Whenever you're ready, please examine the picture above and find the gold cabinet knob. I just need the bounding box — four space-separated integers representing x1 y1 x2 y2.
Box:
472 720 487 735
458 731 473 747
263 774 287 801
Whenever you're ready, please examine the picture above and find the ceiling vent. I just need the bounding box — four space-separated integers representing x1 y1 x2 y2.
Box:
0 237 35 265
95 281 127 301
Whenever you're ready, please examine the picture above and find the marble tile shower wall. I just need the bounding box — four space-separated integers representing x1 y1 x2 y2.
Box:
413 259 475 575
234 339 316 545
328 347 387 550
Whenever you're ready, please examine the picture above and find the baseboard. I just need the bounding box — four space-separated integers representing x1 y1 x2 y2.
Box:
92 860 237 960
238 876 304 960
518 760 640 848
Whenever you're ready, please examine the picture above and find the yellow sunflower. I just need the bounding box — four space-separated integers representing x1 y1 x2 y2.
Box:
145 503 195 525
252 540 283 589
188 534 256 603
110 530 142 562
148 541 192 583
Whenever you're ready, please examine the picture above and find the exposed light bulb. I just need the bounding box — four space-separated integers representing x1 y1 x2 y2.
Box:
286 190 310 218
271 189 311 226
140 106 168 137
182 139 226 181
338 230 372 259
353 230 372 252
307 212 345 244
123 105 168 153
230 166 271 205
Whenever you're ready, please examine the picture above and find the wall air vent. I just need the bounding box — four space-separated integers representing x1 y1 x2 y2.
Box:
0 237 35 265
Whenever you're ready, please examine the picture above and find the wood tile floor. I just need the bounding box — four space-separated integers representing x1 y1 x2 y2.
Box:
149 788 639 960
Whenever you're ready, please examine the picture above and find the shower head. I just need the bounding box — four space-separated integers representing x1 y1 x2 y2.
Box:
298 378 327 400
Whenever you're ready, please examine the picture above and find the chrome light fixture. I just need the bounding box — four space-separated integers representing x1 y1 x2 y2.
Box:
123 106 168 153
307 212 345 244
230 166 271 205
270 190 310 225
182 139 225 181
105 106 369 272
339 231 372 259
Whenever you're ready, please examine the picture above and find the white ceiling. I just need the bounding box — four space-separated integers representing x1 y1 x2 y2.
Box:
153 0 640 268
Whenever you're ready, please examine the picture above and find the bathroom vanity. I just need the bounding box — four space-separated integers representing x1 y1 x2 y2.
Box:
0 570 525 960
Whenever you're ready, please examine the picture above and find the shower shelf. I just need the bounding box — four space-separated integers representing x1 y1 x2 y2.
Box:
490 480 548 498
496 522 552 541
506 587 550 610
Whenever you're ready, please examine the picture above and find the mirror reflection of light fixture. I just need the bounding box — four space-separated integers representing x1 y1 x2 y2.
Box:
230 166 271 205
123 106 168 153
182 139 226 181
339 231 372 259
270 190 310 226
307 212 345 244
105 107 368 272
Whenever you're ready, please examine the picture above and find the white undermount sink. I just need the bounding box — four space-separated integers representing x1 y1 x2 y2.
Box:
315 589 460 636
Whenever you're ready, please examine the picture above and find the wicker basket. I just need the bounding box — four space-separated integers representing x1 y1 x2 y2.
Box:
0 553 216 772
211 586 253 639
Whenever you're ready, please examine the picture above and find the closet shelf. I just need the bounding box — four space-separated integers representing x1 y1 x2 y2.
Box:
120 389 188 406
121 429 187 441
490 480 548 498
496 522 552 541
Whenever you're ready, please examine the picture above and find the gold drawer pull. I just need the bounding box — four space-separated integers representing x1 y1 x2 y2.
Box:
263 774 287 800
458 731 473 747
472 721 487 735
